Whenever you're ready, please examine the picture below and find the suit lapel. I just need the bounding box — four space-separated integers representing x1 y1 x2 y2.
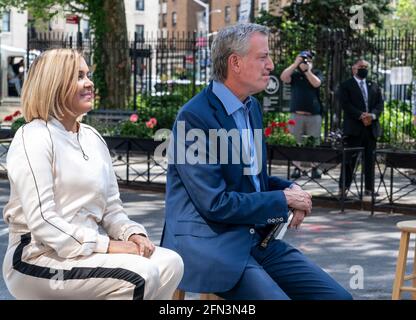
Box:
366 81 373 111
248 101 267 191
206 84 260 191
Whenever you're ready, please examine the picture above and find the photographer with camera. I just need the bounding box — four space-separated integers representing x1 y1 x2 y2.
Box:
280 50 323 179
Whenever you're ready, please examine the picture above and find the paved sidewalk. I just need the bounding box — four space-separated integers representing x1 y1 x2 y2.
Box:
0 178 415 300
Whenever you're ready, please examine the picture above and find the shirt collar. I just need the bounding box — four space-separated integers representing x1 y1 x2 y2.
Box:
354 76 366 84
212 81 252 116
48 116 80 135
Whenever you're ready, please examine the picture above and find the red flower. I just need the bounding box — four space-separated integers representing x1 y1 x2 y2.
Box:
277 122 287 128
284 128 290 134
149 117 157 126
13 110 21 117
288 119 296 126
145 117 157 129
146 121 155 129
264 127 272 137
3 115 13 122
129 114 139 123
271 121 278 128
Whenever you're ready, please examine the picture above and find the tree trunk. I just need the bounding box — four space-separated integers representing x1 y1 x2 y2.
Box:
94 0 129 109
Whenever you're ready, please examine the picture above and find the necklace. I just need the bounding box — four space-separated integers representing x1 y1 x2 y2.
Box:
76 123 89 161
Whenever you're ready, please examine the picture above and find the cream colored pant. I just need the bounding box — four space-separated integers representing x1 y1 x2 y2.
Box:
3 233 183 300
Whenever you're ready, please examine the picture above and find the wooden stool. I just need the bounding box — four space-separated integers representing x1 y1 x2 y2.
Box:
392 220 416 300
173 289 223 300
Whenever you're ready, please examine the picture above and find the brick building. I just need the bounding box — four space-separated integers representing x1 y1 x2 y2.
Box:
159 0 206 34
159 0 298 34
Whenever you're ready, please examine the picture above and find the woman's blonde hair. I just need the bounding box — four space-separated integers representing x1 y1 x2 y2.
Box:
22 48 83 122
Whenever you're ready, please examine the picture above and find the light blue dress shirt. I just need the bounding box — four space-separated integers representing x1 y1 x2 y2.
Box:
212 81 260 192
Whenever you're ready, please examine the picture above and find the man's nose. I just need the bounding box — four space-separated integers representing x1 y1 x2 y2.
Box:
266 57 274 72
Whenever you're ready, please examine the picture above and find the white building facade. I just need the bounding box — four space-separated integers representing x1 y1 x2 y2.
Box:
1 8 28 49
1 8 28 107
46 1 159 40
125 0 159 40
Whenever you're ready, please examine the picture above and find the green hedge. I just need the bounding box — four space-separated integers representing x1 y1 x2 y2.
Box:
379 100 416 149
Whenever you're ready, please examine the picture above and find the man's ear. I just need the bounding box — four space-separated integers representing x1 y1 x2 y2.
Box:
228 54 241 74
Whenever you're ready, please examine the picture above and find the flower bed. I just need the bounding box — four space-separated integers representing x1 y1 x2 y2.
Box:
264 120 297 146
1 111 23 132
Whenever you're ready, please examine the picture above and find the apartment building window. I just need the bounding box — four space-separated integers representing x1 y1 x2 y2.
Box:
224 6 231 23
236 5 240 22
172 12 177 27
136 0 144 11
260 2 267 11
135 24 144 40
2 10 11 32
83 20 90 39
162 13 167 27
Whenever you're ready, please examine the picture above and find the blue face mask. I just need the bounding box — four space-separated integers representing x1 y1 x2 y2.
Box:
357 68 368 79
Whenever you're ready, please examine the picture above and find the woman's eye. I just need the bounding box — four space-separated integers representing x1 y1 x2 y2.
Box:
79 72 92 80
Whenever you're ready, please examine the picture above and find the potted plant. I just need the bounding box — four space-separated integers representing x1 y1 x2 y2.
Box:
264 120 297 147
103 114 161 154
265 120 344 164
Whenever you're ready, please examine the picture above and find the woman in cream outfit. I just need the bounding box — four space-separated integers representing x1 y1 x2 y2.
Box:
2 48 183 300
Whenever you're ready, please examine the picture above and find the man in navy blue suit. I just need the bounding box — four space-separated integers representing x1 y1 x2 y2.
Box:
161 23 352 300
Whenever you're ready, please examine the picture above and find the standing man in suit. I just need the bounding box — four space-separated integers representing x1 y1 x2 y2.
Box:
339 59 384 196
161 23 352 300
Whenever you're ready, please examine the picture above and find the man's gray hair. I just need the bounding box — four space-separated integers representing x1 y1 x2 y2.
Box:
211 23 269 82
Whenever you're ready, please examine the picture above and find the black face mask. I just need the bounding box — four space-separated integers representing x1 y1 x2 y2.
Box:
357 68 368 79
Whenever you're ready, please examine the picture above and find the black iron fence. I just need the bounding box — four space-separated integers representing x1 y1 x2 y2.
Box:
27 29 416 148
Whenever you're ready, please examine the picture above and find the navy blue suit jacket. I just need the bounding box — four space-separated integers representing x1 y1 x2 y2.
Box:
161 82 292 293
339 78 384 139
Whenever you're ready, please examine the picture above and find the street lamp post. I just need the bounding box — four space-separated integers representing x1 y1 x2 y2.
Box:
192 1 222 83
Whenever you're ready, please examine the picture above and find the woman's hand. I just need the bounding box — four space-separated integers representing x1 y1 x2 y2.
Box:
107 235 155 258
128 234 156 258
107 240 141 255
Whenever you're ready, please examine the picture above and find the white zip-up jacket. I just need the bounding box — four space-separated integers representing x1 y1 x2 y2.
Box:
3 117 147 259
